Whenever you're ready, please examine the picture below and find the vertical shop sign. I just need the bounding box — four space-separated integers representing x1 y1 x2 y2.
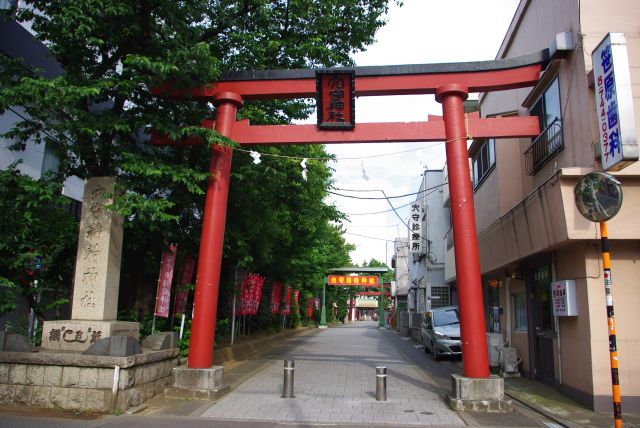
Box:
408 201 424 254
592 33 638 171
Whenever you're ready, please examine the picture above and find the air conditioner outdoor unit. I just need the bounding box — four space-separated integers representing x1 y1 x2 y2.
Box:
499 347 521 377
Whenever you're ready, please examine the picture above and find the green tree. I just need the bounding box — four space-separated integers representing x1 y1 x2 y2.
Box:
0 165 78 320
362 258 394 283
0 1 396 325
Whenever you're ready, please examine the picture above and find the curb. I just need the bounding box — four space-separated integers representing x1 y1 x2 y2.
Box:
504 389 573 428
176 326 315 367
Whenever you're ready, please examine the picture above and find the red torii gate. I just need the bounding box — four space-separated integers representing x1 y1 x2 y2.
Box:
154 48 560 379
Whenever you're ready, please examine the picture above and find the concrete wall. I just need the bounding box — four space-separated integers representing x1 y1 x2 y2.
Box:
0 349 177 412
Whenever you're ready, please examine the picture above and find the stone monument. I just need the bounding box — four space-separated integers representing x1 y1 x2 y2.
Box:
41 177 138 352
0 178 177 413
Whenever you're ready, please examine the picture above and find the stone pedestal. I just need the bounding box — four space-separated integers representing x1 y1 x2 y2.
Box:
41 320 138 352
167 366 229 400
447 374 512 412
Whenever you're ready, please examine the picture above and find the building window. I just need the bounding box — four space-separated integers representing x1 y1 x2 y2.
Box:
430 286 450 308
472 138 495 189
512 292 527 332
525 77 564 175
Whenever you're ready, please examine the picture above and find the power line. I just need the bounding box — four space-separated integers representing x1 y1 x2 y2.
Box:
341 202 413 216
234 141 445 162
381 189 409 229
328 182 448 200
345 224 400 228
344 232 395 242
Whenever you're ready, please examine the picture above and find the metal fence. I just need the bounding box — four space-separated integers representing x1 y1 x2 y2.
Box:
0 294 33 338
0 287 70 344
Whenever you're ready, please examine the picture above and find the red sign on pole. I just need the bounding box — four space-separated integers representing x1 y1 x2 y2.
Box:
173 255 195 315
238 273 265 316
316 71 355 130
307 298 313 318
154 244 177 318
271 281 282 314
282 287 292 316
327 275 379 286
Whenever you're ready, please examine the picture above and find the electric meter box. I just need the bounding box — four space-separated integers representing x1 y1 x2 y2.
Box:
552 280 578 316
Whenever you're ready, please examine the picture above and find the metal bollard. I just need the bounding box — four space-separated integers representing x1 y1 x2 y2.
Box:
282 359 295 398
376 366 387 401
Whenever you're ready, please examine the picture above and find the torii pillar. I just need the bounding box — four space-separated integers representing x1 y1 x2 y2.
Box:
436 84 507 410
436 84 490 378
172 93 241 395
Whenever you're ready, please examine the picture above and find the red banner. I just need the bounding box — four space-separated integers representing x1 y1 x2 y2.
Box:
282 287 292 316
271 281 282 314
239 273 265 316
294 290 299 307
173 255 195 315
154 244 177 317
327 275 379 286
307 298 313 318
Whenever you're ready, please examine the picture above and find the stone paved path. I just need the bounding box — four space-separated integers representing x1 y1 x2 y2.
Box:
201 323 465 426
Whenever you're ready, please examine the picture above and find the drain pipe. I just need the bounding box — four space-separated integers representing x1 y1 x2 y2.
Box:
551 252 562 386
505 276 512 347
111 365 121 412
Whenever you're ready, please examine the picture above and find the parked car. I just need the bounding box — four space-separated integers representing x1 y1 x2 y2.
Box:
421 306 462 361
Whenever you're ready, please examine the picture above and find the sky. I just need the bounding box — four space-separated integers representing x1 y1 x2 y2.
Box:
323 0 520 267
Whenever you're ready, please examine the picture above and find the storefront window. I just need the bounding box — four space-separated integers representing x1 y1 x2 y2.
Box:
512 292 527 332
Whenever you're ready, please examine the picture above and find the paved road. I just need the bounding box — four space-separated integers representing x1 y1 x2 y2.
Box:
202 323 465 426
0 323 555 427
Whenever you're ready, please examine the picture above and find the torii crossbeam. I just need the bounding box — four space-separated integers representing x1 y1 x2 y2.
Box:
153 45 566 380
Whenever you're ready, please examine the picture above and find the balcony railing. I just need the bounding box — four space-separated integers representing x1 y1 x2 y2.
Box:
524 118 563 175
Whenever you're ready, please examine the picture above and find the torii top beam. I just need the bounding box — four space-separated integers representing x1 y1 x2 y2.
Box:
153 48 560 145
159 49 550 100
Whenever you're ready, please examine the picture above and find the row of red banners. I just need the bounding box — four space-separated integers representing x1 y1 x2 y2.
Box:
153 246 319 318
154 245 196 318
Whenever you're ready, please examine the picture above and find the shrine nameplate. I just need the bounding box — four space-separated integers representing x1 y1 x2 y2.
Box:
316 71 355 130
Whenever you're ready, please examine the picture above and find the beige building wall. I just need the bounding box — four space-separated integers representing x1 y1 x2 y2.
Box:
470 0 640 411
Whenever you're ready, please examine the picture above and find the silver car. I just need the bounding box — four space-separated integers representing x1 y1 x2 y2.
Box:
421 306 462 360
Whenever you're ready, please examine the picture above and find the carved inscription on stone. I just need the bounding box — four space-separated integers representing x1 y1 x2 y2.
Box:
47 326 102 344
78 185 106 308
